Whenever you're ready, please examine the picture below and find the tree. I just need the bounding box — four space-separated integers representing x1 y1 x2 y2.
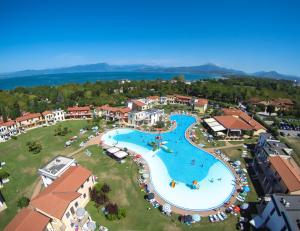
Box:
266 105 275 115
10 102 21 119
26 141 42 154
0 106 8 122
0 169 9 180
17 196 30 208
101 183 111 193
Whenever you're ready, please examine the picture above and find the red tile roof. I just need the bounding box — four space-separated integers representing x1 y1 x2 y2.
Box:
31 166 91 219
0 120 16 127
99 105 131 114
195 98 208 106
269 156 300 192
147 96 159 100
222 108 265 131
175 95 192 101
16 113 42 122
67 106 90 112
42 111 52 116
132 100 146 107
214 115 253 130
4 208 50 231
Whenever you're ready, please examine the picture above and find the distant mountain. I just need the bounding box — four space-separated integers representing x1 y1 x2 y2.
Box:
0 62 299 81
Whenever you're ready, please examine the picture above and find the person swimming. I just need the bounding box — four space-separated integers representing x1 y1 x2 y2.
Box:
217 178 222 181
191 159 196 165
209 178 214 183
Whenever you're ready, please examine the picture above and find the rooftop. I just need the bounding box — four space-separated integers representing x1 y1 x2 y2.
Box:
4 208 50 231
214 115 253 130
67 106 90 112
39 156 75 176
31 166 91 219
269 156 300 192
263 140 292 157
16 113 41 122
272 194 300 230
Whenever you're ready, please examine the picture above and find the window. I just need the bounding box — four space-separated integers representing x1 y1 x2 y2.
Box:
83 193 86 199
66 212 70 218
87 177 90 182
75 202 79 208
81 183 84 188
70 206 75 215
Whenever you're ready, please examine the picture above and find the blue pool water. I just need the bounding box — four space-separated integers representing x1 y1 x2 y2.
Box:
114 115 218 185
102 114 236 211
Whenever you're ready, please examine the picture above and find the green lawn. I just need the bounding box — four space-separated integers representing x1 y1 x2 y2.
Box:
0 120 92 230
280 136 300 165
75 146 240 231
0 121 259 230
194 126 226 148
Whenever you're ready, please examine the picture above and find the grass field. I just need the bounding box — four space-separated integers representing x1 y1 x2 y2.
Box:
0 121 258 230
280 136 300 165
0 120 92 230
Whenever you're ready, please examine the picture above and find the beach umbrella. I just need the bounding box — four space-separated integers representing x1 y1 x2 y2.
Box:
76 208 86 218
162 203 172 214
243 186 250 192
193 180 198 185
234 160 241 166
147 193 155 200
241 203 249 210
234 206 241 213
192 214 201 222
87 221 96 231
135 154 142 159
185 215 193 223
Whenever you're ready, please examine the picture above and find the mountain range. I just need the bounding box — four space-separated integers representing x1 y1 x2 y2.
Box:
0 63 299 81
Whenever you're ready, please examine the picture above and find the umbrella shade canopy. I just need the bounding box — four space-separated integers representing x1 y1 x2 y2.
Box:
243 186 251 192
147 193 155 200
234 160 241 166
234 206 241 212
135 154 142 158
192 214 201 222
76 208 86 218
185 215 193 223
162 203 172 213
87 221 96 230
241 203 249 210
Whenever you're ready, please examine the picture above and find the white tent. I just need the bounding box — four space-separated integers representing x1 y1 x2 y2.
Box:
107 147 120 154
162 203 172 215
113 150 128 159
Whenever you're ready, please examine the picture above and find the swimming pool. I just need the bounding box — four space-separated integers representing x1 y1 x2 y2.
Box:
101 114 236 211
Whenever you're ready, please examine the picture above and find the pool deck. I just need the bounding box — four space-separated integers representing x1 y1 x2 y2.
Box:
98 113 241 216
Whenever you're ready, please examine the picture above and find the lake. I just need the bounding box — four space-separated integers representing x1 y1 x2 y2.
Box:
0 72 218 90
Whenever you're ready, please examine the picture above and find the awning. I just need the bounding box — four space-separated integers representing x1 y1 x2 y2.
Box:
204 118 216 123
113 151 128 159
107 147 120 154
211 125 226 132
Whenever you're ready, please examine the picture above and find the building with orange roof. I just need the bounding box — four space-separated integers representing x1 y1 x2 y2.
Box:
15 113 43 130
192 98 208 114
42 109 65 125
66 106 92 119
4 208 52 231
96 104 131 122
174 95 192 105
5 164 96 231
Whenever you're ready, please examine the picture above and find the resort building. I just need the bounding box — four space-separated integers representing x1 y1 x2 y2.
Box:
128 99 151 111
16 113 43 130
166 95 176 104
128 109 164 127
174 95 192 105
252 133 299 195
192 98 208 114
248 98 294 112
4 208 52 231
205 108 266 138
66 106 92 119
0 120 19 142
96 105 131 122
146 96 160 105
6 165 96 231
250 194 300 231
38 156 77 187
0 190 7 212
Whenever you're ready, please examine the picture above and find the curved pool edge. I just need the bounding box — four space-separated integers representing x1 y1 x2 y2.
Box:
100 114 238 215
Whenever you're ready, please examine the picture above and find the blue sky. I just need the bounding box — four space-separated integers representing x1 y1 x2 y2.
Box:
0 0 300 75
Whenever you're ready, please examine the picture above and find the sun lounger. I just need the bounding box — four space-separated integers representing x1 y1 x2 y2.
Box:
209 215 215 222
236 196 245 202
213 214 219 221
217 213 224 221
221 212 228 219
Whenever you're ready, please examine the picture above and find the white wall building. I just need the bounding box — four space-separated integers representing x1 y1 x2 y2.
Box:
128 109 164 127
38 156 77 187
0 121 19 142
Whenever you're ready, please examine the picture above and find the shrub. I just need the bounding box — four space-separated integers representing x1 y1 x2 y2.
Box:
118 207 126 219
0 169 9 180
90 187 109 207
93 183 102 193
11 136 17 140
54 125 70 136
26 141 42 154
17 196 30 208
105 203 118 215
101 183 111 193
